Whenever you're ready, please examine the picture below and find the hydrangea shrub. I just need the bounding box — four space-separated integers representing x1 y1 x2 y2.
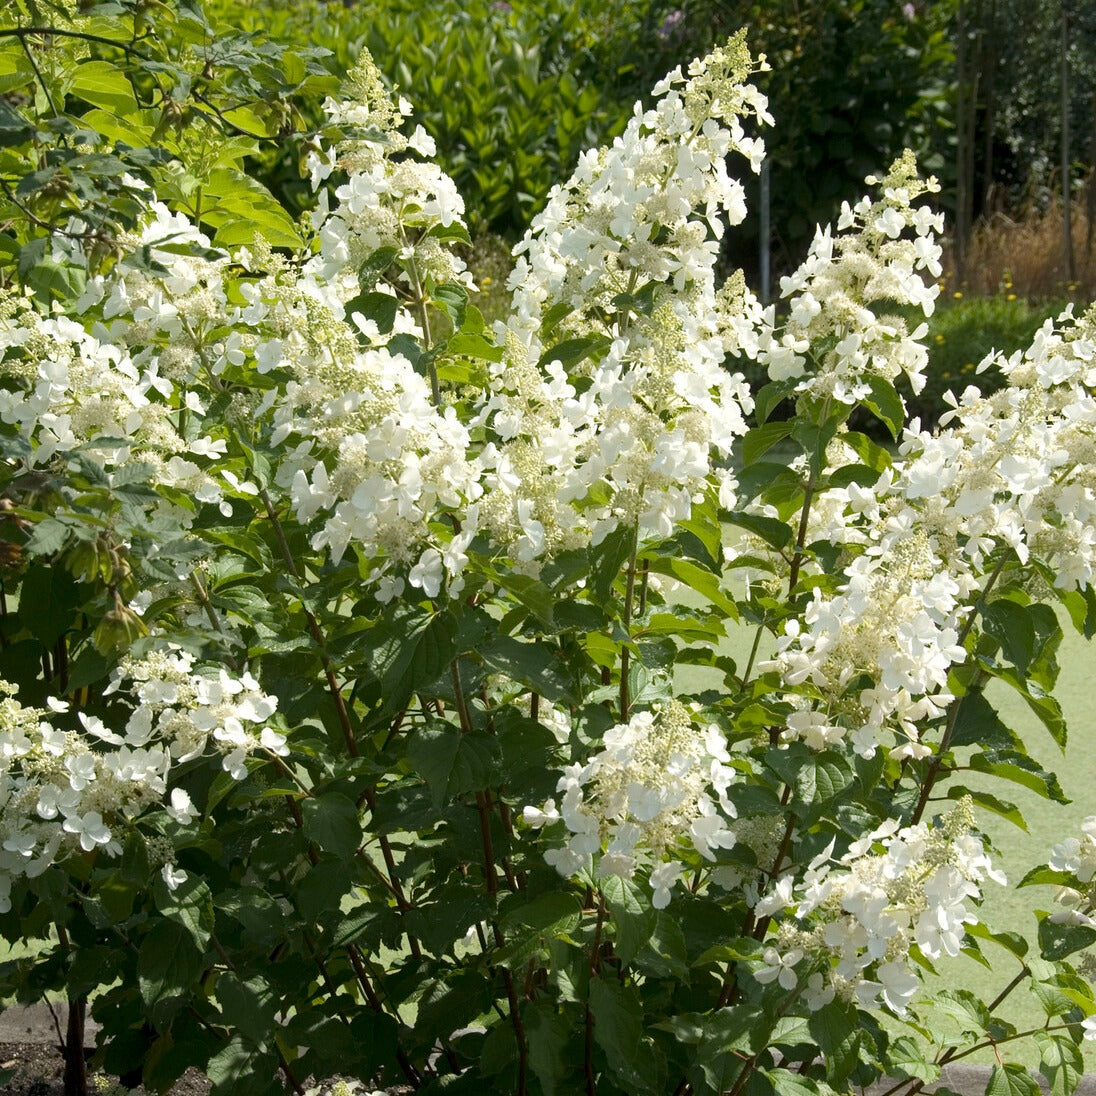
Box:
2 29 1096 1096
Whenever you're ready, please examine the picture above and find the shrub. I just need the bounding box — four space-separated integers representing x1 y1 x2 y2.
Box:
3 7 1096 1096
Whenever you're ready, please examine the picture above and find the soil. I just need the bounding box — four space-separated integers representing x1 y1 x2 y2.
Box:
0 1042 210 1096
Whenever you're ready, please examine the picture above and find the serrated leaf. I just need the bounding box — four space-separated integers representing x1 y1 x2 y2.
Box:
808 1000 860 1087
217 972 277 1046
447 331 503 362
588 977 655 1094
968 750 1067 803
297 859 353 922
742 420 795 464
589 523 635 606
345 289 399 335
408 725 501 807
1035 1031 1084 1096
986 1063 1042 1096
725 510 793 551
68 60 138 115
934 988 991 1033
863 375 905 439
206 1035 278 1096
1038 917 1096 961
17 564 79 649
137 919 204 1026
888 1035 938 1083
153 872 213 951
946 786 1026 830
201 169 302 250
602 875 655 966
538 335 610 370
646 556 738 618
524 1003 572 1096
301 792 362 859
964 920 1029 959
948 688 1018 751
481 635 574 704
981 598 1036 674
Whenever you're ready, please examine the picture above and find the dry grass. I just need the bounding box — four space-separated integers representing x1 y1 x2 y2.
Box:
945 195 1096 300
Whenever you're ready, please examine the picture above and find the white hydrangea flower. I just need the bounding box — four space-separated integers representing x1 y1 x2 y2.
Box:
529 700 737 909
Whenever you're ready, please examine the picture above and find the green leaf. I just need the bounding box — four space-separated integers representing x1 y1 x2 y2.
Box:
1060 584 1096 640
688 1006 763 1093
408 725 501 807
200 169 302 250
755 378 796 424
138 919 204 1026
946 786 1026 830
344 289 399 335
432 282 468 327
153 872 213 951
767 744 854 805
199 528 273 570
301 792 362 859
794 752 854 803
68 60 138 116
933 988 991 1034
356 245 399 289
948 689 1019 751
637 912 688 980
216 886 287 949
407 882 494 956
986 1064 1042 1096
968 750 1067 803
524 1003 573 1096
1034 1031 1084 1096
1038 917 1096 961
23 518 69 557
538 335 610 370
724 510 793 551
602 875 655 966
481 635 575 704
216 972 277 1047
808 1000 860 1087
843 431 893 472
646 557 738 619
447 331 503 362
206 1035 278 1096
297 859 353 922
588 977 655 1095
369 608 459 713
742 420 795 464
863 375 905 439
887 1035 938 1083
590 523 635 606
500 892 582 942
17 564 79 649
491 571 556 627
981 598 1036 674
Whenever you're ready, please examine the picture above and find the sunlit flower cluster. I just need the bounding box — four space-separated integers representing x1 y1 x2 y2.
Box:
0 650 284 911
757 150 941 404
896 303 1096 590
761 529 972 759
474 33 767 568
525 700 738 907
307 52 473 301
1045 815 1096 929
751 800 1003 1014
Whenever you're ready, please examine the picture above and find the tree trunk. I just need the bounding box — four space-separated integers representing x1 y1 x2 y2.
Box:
63 997 88 1096
1061 0 1074 282
981 0 997 212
